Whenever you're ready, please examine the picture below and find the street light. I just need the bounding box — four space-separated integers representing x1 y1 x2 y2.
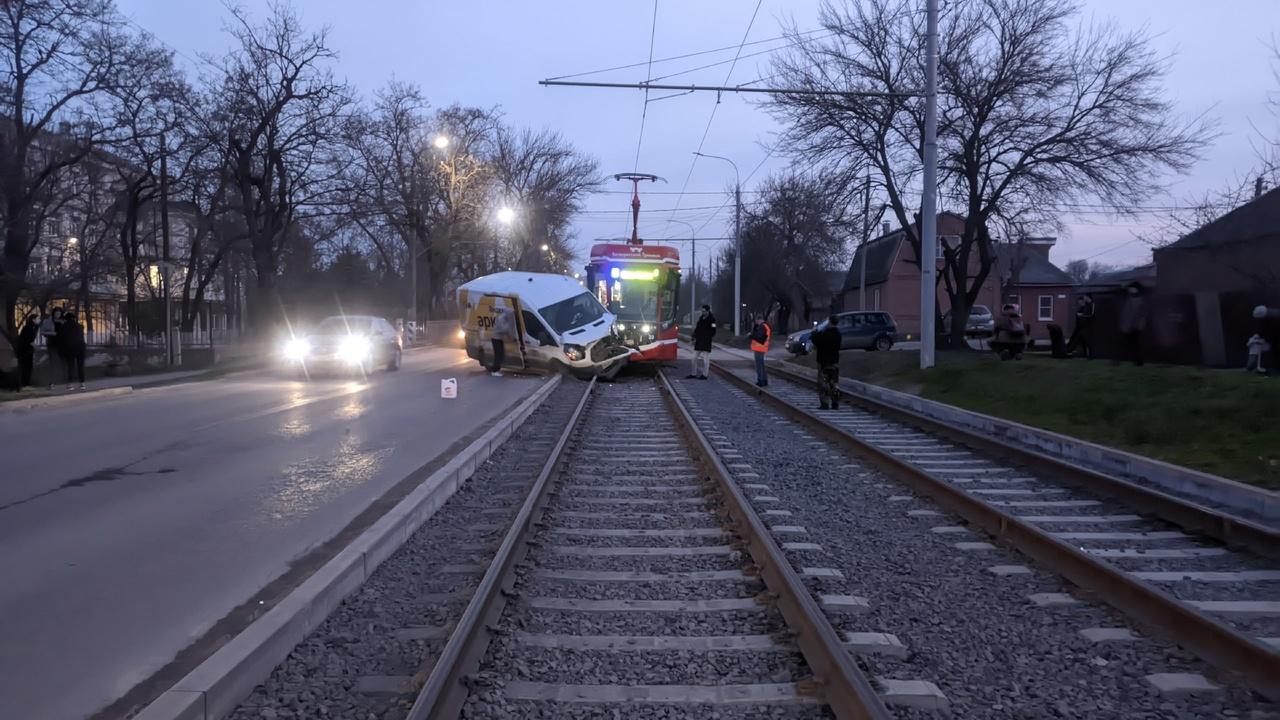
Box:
433 134 449 150
497 206 516 225
540 243 549 252
67 236 78 246
666 219 698 320
693 151 741 336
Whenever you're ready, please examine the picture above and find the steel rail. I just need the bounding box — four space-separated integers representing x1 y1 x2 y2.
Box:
711 361 1280 702
656 371 893 720
764 360 1278 560
407 377 596 720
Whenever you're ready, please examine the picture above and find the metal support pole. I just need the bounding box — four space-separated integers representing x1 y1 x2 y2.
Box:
691 237 697 318
860 171 871 311
920 0 939 370
734 183 742 336
409 241 417 334
159 133 174 367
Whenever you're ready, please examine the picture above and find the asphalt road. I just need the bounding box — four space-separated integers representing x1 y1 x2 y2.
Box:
0 347 545 720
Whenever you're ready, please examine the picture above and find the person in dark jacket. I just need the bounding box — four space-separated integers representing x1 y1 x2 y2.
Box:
40 307 63 389
1067 295 1095 358
809 316 843 409
59 310 87 389
16 312 40 388
1118 282 1148 366
688 304 717 379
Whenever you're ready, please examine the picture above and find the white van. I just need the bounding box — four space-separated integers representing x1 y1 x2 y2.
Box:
457 272 630 378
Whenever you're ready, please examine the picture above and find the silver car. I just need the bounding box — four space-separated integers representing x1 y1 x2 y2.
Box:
282 315 404 374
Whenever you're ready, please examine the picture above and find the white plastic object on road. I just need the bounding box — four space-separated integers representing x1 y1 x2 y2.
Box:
441 378 457 399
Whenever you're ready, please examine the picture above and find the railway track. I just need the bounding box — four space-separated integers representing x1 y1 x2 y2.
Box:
407 375 890 720
709 358 1280 703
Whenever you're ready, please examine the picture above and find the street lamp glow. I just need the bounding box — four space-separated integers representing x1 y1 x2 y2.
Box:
497 207 515 224
432 135 449 150
67 236 78 246
540 243 549 252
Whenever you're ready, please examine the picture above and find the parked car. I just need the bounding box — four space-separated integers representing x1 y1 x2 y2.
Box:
281 314 403 374
785 311 899 354
942 304 995 338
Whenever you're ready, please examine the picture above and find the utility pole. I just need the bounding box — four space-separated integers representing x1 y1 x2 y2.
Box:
734 182 742 336
860 170 871 311
920 0 939 370
409 240 417 335
159 133 175 367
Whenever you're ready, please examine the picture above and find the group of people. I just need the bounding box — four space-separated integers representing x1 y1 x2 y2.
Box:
15 307 87 390
688 305 777 390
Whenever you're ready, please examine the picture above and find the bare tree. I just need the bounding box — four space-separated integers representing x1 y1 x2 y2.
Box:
0 0 167 350
770 0 1212 346
216 3 352 331
490 126 599 274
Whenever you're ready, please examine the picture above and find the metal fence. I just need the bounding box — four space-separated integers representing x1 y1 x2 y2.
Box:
33 327 239 349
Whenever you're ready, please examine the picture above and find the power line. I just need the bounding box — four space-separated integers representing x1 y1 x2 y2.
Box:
545 27 827 82
663 0 764 234
633 0 659 173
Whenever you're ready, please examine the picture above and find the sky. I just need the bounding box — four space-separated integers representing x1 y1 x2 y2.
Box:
117 0 1279 279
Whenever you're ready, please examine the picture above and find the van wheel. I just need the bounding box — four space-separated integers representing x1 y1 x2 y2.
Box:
387 347 402 371
874 336 892 352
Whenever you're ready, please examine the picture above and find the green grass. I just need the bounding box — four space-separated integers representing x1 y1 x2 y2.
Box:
788 350 1280 489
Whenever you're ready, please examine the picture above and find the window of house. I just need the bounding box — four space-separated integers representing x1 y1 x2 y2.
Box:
1038 295 1053 321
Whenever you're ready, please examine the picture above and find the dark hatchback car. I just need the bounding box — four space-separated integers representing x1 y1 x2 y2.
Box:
785 311 899 354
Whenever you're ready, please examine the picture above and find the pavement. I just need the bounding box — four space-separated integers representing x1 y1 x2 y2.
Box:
0 347 544 720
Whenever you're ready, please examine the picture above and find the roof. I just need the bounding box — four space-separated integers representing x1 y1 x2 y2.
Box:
457 271 588 308
588 242 680 265
1162 185 1280 251
996 245 1075 286
1089 263 1157 288
843 232 903 290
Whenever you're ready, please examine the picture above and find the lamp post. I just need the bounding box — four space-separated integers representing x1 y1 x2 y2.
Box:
410 134 453 334
694 152 741 336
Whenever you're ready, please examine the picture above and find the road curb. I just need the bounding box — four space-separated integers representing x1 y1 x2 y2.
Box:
132 373 564 720
0 386 132 413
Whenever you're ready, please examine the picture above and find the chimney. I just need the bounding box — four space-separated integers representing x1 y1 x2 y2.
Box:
1256 176 1265 199
881 221 891 236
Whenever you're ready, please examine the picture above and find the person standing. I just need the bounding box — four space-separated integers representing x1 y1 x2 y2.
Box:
60 309 87 389
1067 295 1094 358
490 306 515 377
749 314 772 387
1245 333 1270 374
16 312 40 388
1118 283 1148 366
809 316 842 409
40 307 63 389
688 304 716 379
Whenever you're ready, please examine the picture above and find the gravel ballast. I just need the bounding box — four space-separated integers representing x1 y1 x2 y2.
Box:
668 367 1279 720
226 379 586 720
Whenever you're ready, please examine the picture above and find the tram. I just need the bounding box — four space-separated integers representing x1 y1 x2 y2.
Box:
585 173 681 363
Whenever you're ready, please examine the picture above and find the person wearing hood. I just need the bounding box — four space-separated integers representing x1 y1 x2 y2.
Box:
1119 282 1148 366
39 307 63 389
688 304 716 380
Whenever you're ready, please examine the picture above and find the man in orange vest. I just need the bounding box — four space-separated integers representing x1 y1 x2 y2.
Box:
749 314 772 387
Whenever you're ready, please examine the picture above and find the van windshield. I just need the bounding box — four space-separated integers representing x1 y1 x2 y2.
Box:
540 292 608 335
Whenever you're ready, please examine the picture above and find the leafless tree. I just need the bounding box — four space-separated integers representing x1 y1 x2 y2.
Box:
712 172 851 333
770 0 1212 346
216 3 353 331
0 0 167 350
490 126 599 274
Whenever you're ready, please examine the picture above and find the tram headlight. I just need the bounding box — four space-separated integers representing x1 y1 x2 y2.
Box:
563 344 585 362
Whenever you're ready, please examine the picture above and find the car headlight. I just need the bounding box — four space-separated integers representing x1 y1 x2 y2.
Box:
283 337 311 361
563 344 585 362
640 324 652 334
338 335 372 363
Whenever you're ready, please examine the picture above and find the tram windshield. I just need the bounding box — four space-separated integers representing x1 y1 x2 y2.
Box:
595 267 678 324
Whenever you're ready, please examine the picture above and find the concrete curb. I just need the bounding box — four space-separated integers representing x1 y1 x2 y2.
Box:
0 386 132 413
132 373 564 720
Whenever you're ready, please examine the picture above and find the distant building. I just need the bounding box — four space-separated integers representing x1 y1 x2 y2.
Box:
996 238 1077 340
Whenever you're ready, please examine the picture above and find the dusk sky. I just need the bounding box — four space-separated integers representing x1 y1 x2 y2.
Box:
117 0 1278 277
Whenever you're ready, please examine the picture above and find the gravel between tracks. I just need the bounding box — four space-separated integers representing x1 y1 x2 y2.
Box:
668 369 1279 720
226 379 585 720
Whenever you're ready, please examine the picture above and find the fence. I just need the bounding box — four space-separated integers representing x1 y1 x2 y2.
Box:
34 327 240 350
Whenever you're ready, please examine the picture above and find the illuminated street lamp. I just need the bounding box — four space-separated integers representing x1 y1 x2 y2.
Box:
67 236 78 246
433 134 449 150
540 243 549 252
497 206 516 225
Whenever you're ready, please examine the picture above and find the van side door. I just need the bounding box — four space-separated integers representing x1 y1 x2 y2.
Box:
521 310 558 369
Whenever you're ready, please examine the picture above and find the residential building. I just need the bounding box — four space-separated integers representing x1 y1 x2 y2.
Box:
841 213 1001 336
996 237 1077 340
